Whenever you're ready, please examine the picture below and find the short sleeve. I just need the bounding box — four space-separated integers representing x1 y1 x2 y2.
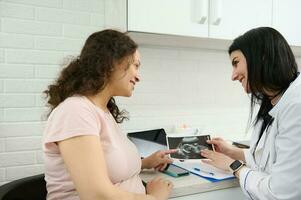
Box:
43 97 101 149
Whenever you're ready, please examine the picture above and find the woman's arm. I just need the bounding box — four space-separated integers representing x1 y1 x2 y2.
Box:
58 135 159 200
141 149 177 171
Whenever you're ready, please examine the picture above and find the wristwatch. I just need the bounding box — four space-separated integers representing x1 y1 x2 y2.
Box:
229 160 245 175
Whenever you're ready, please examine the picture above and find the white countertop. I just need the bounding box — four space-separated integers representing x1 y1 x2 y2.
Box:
172 186 245 200
141 169 244 199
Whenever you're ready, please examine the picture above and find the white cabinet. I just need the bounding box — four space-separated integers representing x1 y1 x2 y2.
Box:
273 0 301 46
209 0 272 39
105 0 209 37
105 0 273 40
127 0 208 37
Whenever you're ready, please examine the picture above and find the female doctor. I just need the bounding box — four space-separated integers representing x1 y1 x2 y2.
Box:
201 27 301 200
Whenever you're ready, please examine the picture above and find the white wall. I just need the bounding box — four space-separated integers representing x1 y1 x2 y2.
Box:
0 0 300 185
118 47 251 137
0 0 105 185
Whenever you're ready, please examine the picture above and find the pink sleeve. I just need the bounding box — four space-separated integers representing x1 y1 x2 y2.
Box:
44 98 101 147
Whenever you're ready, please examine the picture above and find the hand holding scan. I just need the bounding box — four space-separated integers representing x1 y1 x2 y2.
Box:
207 137 245 161
201 149 234 171
206 137 234 156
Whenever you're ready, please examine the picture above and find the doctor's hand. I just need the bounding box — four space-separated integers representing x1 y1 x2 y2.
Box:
206 137 233 155
200 149 234 171
207 137 245 161
142 149 177 171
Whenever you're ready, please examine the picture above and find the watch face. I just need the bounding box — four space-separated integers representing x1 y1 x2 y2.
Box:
230 160 243 170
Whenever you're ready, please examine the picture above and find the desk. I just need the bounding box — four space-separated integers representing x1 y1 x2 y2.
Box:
173 187 245 200
141 170 243 199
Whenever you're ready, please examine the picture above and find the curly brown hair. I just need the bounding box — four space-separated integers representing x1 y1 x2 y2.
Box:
44 29 138 123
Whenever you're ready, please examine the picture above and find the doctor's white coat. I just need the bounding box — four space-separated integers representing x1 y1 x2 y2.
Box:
239 74 301 200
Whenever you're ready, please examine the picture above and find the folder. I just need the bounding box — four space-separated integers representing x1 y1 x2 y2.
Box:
172 160 235 182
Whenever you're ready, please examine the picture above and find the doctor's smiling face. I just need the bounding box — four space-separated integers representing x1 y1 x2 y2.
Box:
230 50 250 93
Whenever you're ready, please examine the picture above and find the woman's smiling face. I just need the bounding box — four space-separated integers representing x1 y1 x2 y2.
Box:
230 50 250 93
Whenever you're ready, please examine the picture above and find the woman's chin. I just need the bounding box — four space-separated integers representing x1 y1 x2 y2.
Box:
124 92 133 97
244 87 251 94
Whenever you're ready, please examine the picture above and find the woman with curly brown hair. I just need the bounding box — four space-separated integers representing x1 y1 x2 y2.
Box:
42 29 175 200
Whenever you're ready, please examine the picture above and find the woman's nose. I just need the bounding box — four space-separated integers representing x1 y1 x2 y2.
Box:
135 74 141 82
231 70 238 81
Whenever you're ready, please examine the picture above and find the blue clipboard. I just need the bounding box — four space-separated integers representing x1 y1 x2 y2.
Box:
172 162 235 182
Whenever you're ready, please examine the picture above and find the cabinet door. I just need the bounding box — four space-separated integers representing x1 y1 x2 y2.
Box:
128 0 209 37
209 0 272 40
273 0 301 46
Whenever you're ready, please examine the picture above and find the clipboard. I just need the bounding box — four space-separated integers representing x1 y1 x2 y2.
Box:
172 160 235 182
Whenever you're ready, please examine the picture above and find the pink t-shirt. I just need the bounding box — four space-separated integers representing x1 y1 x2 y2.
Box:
43 96 145 200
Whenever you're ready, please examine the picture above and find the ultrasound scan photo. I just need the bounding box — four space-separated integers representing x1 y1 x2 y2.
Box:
167 135 213 159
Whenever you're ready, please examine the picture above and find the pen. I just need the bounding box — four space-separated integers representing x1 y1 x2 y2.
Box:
193 167 214 176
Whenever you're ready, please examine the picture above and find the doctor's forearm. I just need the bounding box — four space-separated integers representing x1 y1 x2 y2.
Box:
233 166 247 178
229 147 245 162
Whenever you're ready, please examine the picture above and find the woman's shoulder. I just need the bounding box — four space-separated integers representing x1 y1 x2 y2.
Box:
272 80 301 117
285 75 301 103
61 95 87 105
44 95 102 145
57 95 91 110
49 95 97 118
276 95 301 127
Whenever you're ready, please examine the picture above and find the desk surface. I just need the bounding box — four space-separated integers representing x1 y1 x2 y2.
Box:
172 187 245 200
141 169 243 199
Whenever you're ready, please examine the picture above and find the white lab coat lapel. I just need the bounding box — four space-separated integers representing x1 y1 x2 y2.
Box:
245 123 261 168
253 123 274 171
249 121 262 155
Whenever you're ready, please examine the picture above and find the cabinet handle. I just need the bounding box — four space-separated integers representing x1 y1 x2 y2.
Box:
195 0 208 24
210 0 222 25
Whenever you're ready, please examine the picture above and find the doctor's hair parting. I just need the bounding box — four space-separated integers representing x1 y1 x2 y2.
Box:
228 27 299 131
44 29 138 123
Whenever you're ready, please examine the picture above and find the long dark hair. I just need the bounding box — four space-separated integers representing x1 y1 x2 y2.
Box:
44 29 138 123
228 27 298 138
